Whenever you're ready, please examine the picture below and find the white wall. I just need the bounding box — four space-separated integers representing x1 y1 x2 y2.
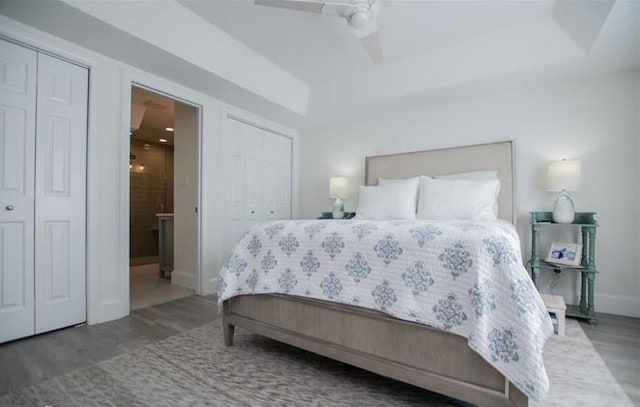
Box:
0 15 300 325
173 102 199 290
300 70 640 317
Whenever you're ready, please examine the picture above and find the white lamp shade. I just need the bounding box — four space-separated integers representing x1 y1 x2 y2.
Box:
329 177 348 198
547 159 581 191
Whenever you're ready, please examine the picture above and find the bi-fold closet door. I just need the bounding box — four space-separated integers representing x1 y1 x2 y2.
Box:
0 39 87 343
226 117 292 245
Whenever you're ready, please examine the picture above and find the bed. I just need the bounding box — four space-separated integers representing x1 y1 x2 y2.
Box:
220 141 550 407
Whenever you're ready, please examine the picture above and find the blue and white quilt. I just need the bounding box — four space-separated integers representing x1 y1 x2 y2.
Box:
218 219 554 400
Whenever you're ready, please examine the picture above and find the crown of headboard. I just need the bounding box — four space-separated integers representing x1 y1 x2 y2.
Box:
364 140 515 224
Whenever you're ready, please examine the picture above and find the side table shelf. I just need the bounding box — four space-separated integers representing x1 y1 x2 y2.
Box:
528 211 599 325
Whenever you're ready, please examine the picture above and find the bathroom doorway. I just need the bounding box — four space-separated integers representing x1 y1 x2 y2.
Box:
129 86 199 310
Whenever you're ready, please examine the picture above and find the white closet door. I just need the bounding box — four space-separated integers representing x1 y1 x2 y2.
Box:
0 40 37 343
262 130 278 220
275 135 292 219
228 119 247 247
244 124 263 226
34 53 87 334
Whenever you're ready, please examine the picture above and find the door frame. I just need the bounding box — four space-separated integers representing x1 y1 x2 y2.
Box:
120 68 204 309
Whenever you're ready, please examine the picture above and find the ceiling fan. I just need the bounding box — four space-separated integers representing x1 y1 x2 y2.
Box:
255 0 383 63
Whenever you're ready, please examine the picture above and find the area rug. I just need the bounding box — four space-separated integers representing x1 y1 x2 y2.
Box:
0 319 631 406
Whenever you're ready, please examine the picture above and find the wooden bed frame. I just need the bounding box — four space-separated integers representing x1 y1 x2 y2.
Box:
223 141 527 406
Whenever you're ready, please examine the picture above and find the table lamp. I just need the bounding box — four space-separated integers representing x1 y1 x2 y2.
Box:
547 159 581 223
329 176 348 219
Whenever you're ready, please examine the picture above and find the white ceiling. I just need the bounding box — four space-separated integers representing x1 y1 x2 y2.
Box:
180 0 555 83
178 0 638 127
1 0 637 130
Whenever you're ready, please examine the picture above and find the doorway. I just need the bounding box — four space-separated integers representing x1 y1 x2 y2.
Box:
129 86 199 310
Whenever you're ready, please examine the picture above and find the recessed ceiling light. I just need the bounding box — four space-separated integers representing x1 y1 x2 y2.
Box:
159 138 167 143
165 127 174 132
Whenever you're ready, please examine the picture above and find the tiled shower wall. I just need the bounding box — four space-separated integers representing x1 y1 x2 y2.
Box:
130 138 174 260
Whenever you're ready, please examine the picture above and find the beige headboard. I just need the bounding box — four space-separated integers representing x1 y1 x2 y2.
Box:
365 141 515 223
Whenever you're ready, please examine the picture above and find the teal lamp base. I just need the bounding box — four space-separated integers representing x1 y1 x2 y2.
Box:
552 191 575 223
332 198 344 219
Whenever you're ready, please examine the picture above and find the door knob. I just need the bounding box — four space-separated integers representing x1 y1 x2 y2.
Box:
5 205 14 211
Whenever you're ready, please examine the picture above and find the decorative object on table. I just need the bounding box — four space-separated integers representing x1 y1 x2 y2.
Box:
528 211 598 325
317 211 356 220
546 242 583 267
329 176 348 220
547 159 581 223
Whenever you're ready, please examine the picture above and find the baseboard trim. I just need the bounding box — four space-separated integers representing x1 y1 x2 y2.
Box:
171 270 196 290
543 288 640 318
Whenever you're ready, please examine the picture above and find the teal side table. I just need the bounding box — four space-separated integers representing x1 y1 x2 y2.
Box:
528 211 598 325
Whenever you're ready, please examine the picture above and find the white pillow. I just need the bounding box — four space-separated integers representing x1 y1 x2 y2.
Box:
355 181 418 220
417 176 500 220
378 177 419 206
435 170 498 180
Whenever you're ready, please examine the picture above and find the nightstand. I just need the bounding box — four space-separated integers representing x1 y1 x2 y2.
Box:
317 212 356 219
528 211 598 325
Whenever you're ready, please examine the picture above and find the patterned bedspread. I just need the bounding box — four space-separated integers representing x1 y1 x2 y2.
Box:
218 219 553 400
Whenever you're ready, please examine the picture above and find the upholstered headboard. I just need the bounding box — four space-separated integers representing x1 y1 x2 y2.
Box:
364 141 515 223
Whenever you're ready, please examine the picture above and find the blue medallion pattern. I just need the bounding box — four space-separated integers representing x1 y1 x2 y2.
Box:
304 223 326 240
452 222 486 232
322 232 345 259
488 327 520 363
371 280 397 311
264 223 285 240
300 251 320 277
483 235 517 266
217 278 227 298
279 233 299 257
402 261 434 296
351 223 377 240
439 241 473 279
261 250 278 274
468 281 496 317
344 252 371 283
218 219 554 400
321 272 343 300
511 279 537 315
226 254 247 276
245 269 258 291
278 268 297 293
409 225 442 248
374 234 403 266
247 235 262 258
433 293 467 330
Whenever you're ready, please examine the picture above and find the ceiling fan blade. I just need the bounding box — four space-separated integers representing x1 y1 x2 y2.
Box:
254 0 324 14
352 18 383 63
358 30 383 63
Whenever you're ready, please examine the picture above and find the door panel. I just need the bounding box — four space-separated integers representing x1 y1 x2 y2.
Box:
0 39 36 343
227 119 246 248
262 131 277 220
244 124 262 223
34 53 87 334
276 135 292 219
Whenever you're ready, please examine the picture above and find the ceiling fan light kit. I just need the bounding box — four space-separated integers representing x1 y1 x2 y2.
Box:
255 0 383 63
349 10 369 29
